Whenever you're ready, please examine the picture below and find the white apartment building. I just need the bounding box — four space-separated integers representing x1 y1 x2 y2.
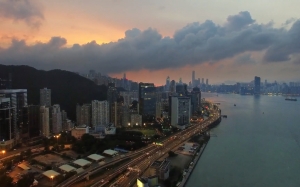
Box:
170 96 191 129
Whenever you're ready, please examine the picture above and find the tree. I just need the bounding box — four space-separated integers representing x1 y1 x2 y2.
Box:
0 175 13 187
17 173 34 187
168 151 177 157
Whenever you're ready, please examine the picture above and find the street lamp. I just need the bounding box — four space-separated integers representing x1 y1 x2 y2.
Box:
54 134 60 144
51 175 54 187
1 150 5 157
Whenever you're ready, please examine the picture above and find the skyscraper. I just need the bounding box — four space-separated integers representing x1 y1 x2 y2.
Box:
165 76 170 91
76 104 91 126
27 105 41 138
0 97 13 149
40 106 50 137
52 104 62 134
254 76 261 95
206 79 208 86
192 71 195 87
0 89 27 143
170 96 191 129
91 100 109 127
40 88 51 106
139 83 156 121
107 83 118 123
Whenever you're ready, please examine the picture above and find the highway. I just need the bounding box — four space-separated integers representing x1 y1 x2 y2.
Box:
83 106 221 187
58 104 220 187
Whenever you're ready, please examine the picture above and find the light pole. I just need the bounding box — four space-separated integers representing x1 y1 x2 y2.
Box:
1 150 5 157
54 134 60 145
51 175 54 187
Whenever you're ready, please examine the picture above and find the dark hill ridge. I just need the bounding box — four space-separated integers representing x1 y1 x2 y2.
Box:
0 64 107 121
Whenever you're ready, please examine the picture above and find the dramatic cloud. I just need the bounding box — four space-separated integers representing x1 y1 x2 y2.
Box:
226 11 255 30
0 11 300 73
0 0 44 28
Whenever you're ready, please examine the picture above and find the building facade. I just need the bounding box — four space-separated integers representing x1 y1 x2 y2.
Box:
52 104 62 134
40 88 51 106
138 83 156 121
40 106 50 137
170 96 191 129
76 104 91 127
254 76 261 95
91 100 109 127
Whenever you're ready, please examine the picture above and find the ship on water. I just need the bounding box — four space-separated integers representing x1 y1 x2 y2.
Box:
285 97 297 101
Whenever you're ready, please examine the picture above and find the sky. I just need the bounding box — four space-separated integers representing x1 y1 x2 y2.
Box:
1 0 300 85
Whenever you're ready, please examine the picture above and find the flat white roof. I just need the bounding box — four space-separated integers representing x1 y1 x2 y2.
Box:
42 170 60 179
103 149 118 155
87 154 105 161
59 164 76 172
18 163 30 170
73 159 91 167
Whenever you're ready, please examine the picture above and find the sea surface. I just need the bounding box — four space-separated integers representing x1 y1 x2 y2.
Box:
186 93 300 187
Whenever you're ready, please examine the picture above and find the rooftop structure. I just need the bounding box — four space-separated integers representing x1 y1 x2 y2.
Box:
59 164 76 173
87 154 105 162
73 159 91 167
103 149 118 157
18 163 30 170
42 170 60 179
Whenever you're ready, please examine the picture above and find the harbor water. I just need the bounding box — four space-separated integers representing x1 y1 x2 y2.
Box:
186 93 300 187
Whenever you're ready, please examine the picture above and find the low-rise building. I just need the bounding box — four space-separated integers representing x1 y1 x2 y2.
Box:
71 126 89 139
149 159 170 180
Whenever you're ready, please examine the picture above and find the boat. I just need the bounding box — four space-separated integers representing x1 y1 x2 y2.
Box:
285 98 297 101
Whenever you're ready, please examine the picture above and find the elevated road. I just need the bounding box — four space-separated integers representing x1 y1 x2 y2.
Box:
60 105 221 187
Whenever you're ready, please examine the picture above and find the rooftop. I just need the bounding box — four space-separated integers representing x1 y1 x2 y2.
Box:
103 149 118 156
59 164 76 172
87 154 105 161
73 159 91 167
42 170 60 179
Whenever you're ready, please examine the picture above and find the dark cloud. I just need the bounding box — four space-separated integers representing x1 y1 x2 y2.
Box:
0 0 44 28
226 11 255 30
0 11 300 74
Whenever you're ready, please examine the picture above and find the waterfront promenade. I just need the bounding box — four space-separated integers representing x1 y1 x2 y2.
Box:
178 141 208 187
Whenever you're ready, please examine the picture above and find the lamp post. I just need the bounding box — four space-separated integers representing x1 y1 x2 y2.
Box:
51 175 54 187
1 150 5 157
54 134 60 145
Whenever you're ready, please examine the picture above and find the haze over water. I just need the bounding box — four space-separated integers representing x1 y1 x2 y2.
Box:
186 93 300 187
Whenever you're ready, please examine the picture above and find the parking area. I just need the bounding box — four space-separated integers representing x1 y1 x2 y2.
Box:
175 142 199 156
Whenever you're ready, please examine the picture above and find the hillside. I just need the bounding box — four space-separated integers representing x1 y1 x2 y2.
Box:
0 64 107 121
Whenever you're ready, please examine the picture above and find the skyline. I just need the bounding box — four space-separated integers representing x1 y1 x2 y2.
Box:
1 0 300 85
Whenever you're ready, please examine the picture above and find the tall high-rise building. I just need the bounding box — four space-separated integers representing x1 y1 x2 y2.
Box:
191 87 201 115
91 100 109 126
202 78 204 85
165 76 170 91
254 76 261 95
40 106 50 137
52 104 62 134
192 71 195 87
0 89 27 143
170 96 191 129
40 88 51 106
76 104 91 126
107 83 118 123
27 105 40 138
206 79 208 86
138 83 157 121
120 91 138 107
0 97 13 149
169 80 176 94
